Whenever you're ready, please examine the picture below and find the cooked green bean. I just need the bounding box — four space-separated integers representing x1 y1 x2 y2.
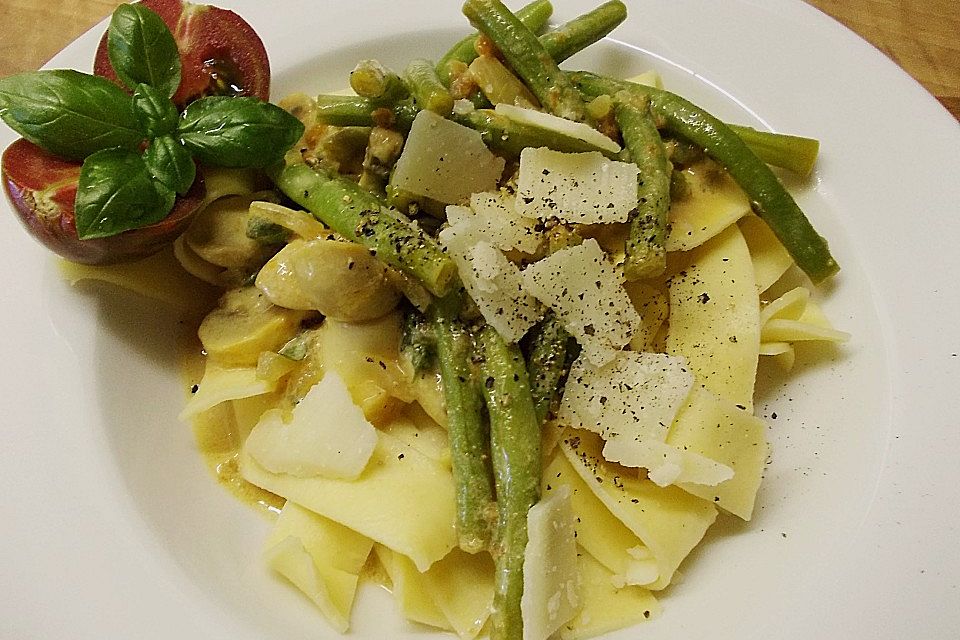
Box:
349 59 409 103
477 324 541 640
726 124 820 177
270 162 456 296
437 0 554 85
314 94 419 130
453 108 615 158
571 71 839 283
463 0 588 122
430 293 496 553
539 0 626 63
404 58 455 116
614 90 671 280
400 306 436 374
523 311 571 425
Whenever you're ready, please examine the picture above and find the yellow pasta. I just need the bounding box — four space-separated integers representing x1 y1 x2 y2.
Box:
669 386 770 520
375 545 452 630
264 501 373 632
239 427 457 572
179 359 277 421
558 551 661 640
739 214 794 293
665 158 752 252
543 452 660 588
559 429 717 590
667 223 760 410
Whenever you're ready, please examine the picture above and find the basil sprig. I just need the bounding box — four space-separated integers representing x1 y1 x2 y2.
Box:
0 70 143 160
0 3 303 241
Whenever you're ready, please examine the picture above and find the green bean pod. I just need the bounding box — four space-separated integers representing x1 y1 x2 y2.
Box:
614 90 671 280
430 293 496 553
539 0 626 63
314 95 419 130
477 324 541 640
523 312 571 425
270 162 456 296
437 0 554 85
571 71 839 283
463 0 588 122
404 58 455 116
726 124 820 177
349 59 410 103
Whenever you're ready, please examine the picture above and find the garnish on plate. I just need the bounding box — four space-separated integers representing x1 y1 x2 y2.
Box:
0 0 303 262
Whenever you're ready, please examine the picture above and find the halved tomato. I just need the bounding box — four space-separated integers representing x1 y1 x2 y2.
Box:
93 0 271 108
2 138 206 264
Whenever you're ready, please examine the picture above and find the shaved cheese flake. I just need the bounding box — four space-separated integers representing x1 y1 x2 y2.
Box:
496 103 621 153
522 486 580 640
516 147 637 224
558 350 727 486
440 225 542 342
246 371 377 479
559 350 693 448
469 191 543 253
392 110 505 204
443 192 543 254
522 239 641 365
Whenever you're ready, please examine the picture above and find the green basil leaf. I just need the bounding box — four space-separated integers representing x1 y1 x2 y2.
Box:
0 70 143 160
178 96 305 168
132 83 179 137
107 3 182 97
143 134 196 195
76 148 175 240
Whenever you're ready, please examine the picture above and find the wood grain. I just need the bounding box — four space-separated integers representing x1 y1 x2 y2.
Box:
0 0 956 118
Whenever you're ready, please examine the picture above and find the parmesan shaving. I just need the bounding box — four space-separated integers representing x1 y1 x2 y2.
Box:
245 371 377 479
558 350 729 486
495 103 621 153
440 225 542 342
392 110 505 204
522 239 641 365
522 486 581 640
516 147 638 224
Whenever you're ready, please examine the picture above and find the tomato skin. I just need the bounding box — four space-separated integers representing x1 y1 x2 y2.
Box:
2 139 206 265
93 0 271 108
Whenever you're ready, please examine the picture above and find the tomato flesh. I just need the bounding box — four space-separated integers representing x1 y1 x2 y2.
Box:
93 0 271 108
2 139 206 264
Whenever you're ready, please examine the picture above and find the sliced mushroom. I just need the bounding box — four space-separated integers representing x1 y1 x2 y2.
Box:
198 285 308 365
184 193 280 270
255 237 401 322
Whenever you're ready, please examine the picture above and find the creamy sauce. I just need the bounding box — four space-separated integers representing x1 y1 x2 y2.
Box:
180 329 285 517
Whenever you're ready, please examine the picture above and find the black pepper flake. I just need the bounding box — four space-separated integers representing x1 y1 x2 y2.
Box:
398 453 405 460
190 384 199 394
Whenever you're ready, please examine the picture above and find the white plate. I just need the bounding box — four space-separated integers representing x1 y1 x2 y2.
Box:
1 1 958 638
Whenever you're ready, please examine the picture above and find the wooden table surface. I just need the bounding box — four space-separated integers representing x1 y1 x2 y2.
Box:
0 0 957 119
